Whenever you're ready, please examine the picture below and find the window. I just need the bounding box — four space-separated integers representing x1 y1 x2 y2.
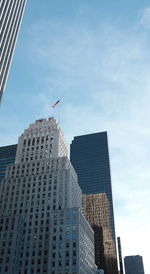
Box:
73 259 76 265
66 260 69 266
73 242 76 248
72 225 76 231
66 251 69 257
59 252 62 258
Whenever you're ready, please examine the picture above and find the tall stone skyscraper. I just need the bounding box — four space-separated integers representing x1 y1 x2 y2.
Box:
0 0 27 101
70 132 118 272
124 255 145 274
0 118 96 274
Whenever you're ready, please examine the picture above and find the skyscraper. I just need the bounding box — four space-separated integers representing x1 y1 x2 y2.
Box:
70 132 116 239
82 193 118 274
117 237 124 274
0 118 96 273
0 144 17 182
0 0 27 101
124 255 145 274
70 132 118 272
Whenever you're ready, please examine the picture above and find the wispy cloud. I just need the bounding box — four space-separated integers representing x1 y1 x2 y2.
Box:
140 7 150 29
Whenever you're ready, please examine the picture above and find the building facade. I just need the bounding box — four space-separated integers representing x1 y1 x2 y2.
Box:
70 132 118 271
70 132 116 239
0 118 96 274
124 255 145 274
0 144 17 182
0 0 26 101
49 207 95 274
82 193 118 274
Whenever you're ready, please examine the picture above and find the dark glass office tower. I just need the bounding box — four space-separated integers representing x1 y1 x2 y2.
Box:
0 144 17 182
70 132 118 273
124 255 145 274
70 132 115 237
0 0 27 101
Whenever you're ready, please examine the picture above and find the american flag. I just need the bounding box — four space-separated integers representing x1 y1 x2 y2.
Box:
51 100 60 108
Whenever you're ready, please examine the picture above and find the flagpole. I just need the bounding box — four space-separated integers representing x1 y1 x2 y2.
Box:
58 100 61 125
51 100 61 123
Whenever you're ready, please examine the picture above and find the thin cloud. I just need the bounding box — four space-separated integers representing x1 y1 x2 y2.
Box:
140 7 150 29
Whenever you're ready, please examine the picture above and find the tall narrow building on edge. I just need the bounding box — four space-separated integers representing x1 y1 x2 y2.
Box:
0 118 97 274
0 0 27 101
70 132 118 273
117 237 124 274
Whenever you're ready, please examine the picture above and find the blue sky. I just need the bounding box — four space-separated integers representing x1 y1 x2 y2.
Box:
1 0 150 272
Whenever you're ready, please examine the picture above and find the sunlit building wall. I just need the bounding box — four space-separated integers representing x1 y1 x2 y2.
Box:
82 193 118 274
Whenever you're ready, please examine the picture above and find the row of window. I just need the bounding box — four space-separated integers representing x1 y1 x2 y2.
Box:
23 135 53 146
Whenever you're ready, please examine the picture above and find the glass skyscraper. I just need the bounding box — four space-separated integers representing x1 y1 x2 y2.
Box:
70 132 118 273
70 132 116 237
0 144 17 182
0 0 27 101
82 193 118 274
